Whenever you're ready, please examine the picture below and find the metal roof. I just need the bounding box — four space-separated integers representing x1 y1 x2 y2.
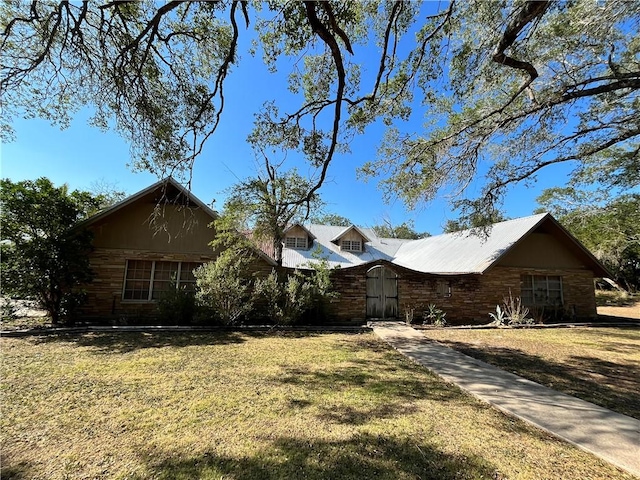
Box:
281 224 410 270
283 214 551 273
392 214 549 274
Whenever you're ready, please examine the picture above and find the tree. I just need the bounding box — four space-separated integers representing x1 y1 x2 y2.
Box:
0 178 100 325
2 1 638 222
309 213 353 227
372 219 429 239
360 1 639 222
536 189 640 291
88 179 128 210
443 212 508 233
224 158 322 265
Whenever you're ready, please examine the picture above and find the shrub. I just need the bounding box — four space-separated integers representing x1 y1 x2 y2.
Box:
193 252 256 325
157 285 200 325
423 304 447 327
489 290 534 326
255 269 314 325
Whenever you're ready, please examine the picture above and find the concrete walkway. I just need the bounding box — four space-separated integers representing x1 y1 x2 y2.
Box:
372 321 640 478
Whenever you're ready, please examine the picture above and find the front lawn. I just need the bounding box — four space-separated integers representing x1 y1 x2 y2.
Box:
421 327 640 419
1 332 633 479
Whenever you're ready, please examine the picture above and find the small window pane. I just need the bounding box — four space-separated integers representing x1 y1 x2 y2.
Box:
285 237 297 248
123 260 152 300
152 261 179 300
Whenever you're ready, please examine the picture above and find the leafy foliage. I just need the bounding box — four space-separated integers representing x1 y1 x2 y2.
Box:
0 178 99 325
193 250 256 326
372 219 429 239
254 269 313 326
537 190 640 291
443 211 507 233
309 213 353 227
224 161 322 264
2 1 637 223
423 304 447 327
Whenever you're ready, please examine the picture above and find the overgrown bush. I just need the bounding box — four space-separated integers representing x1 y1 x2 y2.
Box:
194 252 256 325
255 269 316 325
1 178 99 326
157 286 203 325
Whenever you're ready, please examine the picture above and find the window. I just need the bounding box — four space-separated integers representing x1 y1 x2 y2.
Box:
436 279 452 298
123 260 202 301
341 239 362 252
520 275 563 306
285 236 307 249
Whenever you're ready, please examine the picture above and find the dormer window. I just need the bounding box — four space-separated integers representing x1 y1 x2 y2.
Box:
285 236 307 249
341 239 362 252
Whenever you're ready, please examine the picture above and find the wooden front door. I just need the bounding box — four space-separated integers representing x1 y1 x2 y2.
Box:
366 265 398 319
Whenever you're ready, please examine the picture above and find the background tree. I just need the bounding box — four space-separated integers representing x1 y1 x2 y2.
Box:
224 158 322 264
443 212 508 234
371 219 429 239
0 178 100 325
536 189 640 291
309 213 353 227
88 179 128 210
2 1 637 223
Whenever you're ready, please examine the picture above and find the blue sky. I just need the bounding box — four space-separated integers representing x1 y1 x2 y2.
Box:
0 6 575 235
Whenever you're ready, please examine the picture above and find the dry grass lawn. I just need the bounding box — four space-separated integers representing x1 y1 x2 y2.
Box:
421 327 640 420
1 331 634 480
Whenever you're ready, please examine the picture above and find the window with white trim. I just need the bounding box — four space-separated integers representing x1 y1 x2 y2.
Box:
123 260 202 301
341 239 362 252
520 275 563 307
285 236 307 249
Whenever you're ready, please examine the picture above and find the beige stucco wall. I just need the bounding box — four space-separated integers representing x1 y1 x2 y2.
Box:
90 203 215 254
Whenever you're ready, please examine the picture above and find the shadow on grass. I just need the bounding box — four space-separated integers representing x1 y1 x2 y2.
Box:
437 340 640 420
135 433 503 480
30 331 249 354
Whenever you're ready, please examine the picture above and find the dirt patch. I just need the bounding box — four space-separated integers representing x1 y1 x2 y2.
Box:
598 302 640 319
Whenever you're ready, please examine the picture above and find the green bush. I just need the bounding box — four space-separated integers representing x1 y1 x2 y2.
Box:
157 286 200 325
255 269 313 325
194 252 256 326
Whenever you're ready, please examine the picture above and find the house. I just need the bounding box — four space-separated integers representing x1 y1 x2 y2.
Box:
78 177 275 321
79 179 608 324
279 215 608 323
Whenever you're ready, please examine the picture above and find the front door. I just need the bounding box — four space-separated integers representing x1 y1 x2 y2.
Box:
366 265 398 319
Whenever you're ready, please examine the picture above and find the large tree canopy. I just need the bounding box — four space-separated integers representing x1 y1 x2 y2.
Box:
2 1 638 221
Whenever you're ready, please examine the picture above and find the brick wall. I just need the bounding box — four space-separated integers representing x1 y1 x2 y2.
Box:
79 248 218 321
326 262 597 324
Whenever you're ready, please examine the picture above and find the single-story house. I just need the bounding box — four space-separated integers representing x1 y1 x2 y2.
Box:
79 178 608 324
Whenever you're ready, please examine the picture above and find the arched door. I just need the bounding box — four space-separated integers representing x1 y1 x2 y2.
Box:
366 265 398 319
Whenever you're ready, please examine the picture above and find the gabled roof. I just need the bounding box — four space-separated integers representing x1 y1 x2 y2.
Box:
282 213 609 276
79 178 278 267
281 224 411 270
392 214 550 274
79 177 217 227
330 225 371 243
283 223 317 240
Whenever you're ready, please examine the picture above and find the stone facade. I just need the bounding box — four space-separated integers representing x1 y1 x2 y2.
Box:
80 248 217 321
326 261 597 324
81 248 277 322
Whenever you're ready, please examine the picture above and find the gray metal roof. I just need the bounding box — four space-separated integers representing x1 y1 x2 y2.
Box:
393 214 548 273
283 214 550 274
281 224 411 270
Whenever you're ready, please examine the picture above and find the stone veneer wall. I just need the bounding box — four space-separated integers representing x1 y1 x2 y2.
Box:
81 248 276 322
327 262 597 324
